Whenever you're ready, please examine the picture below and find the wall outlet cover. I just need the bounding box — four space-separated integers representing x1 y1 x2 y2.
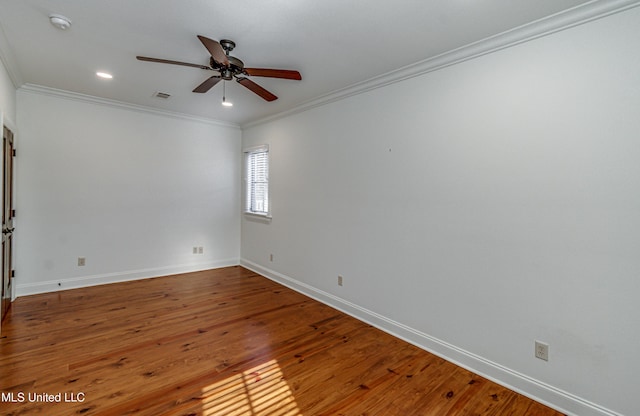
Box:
535 340 549 361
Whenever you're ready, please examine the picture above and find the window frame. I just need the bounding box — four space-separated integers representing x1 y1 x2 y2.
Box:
243 145 271 218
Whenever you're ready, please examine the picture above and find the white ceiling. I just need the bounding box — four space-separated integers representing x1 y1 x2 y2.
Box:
0 0 595 126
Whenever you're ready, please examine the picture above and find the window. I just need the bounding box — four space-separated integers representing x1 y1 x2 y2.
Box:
244 145 269 217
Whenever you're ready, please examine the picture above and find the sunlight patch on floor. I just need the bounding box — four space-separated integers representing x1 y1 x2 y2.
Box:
201 359 301 415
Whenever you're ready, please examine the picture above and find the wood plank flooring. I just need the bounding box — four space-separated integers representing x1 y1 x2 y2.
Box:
0 266 564 415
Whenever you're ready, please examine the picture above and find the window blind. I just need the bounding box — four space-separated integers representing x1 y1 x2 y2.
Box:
245 147 269 215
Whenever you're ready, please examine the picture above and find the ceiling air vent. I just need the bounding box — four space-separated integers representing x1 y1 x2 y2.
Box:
153 91 171 99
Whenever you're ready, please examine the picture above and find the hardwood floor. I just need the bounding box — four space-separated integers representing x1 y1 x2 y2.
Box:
0 266 564 415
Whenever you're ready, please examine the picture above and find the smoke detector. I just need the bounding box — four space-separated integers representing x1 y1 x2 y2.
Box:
49 14 72 30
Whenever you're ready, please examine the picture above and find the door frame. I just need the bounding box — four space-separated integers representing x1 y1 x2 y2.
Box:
1 122 15 326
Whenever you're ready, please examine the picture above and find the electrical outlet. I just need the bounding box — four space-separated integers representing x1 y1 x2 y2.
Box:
535 340 549 361
338 275 343 286
269 254 274 262
198 246 203 254
77 257 86 267
193 247 198 254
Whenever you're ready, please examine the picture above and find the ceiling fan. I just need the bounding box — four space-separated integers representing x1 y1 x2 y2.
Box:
136 36 302 102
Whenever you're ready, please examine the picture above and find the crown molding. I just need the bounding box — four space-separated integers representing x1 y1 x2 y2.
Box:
18 84 240 129
242 0 640 129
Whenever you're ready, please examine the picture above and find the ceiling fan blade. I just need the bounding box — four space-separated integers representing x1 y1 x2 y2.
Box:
136 56 210 70
237 78 277 102
244 68 302 80
193 76 222 93
197 35 229 66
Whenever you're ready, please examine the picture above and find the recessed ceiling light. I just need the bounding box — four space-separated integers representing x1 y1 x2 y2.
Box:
49 14 72 30
96 72 113 79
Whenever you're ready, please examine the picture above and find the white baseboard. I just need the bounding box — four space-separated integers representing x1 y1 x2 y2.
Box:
15 258 240 297
240 258 622 416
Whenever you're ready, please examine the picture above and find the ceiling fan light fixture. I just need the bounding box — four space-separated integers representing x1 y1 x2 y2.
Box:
222 81 233 107
49 14 72 30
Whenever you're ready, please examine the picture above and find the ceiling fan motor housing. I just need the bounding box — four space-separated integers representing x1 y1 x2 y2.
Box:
209 55 244 80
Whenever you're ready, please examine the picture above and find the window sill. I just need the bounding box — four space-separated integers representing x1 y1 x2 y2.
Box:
244 212 272 222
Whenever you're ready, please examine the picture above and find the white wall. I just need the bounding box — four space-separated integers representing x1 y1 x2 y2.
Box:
15 89 241 294
242 7 640 416
0 56 16 125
